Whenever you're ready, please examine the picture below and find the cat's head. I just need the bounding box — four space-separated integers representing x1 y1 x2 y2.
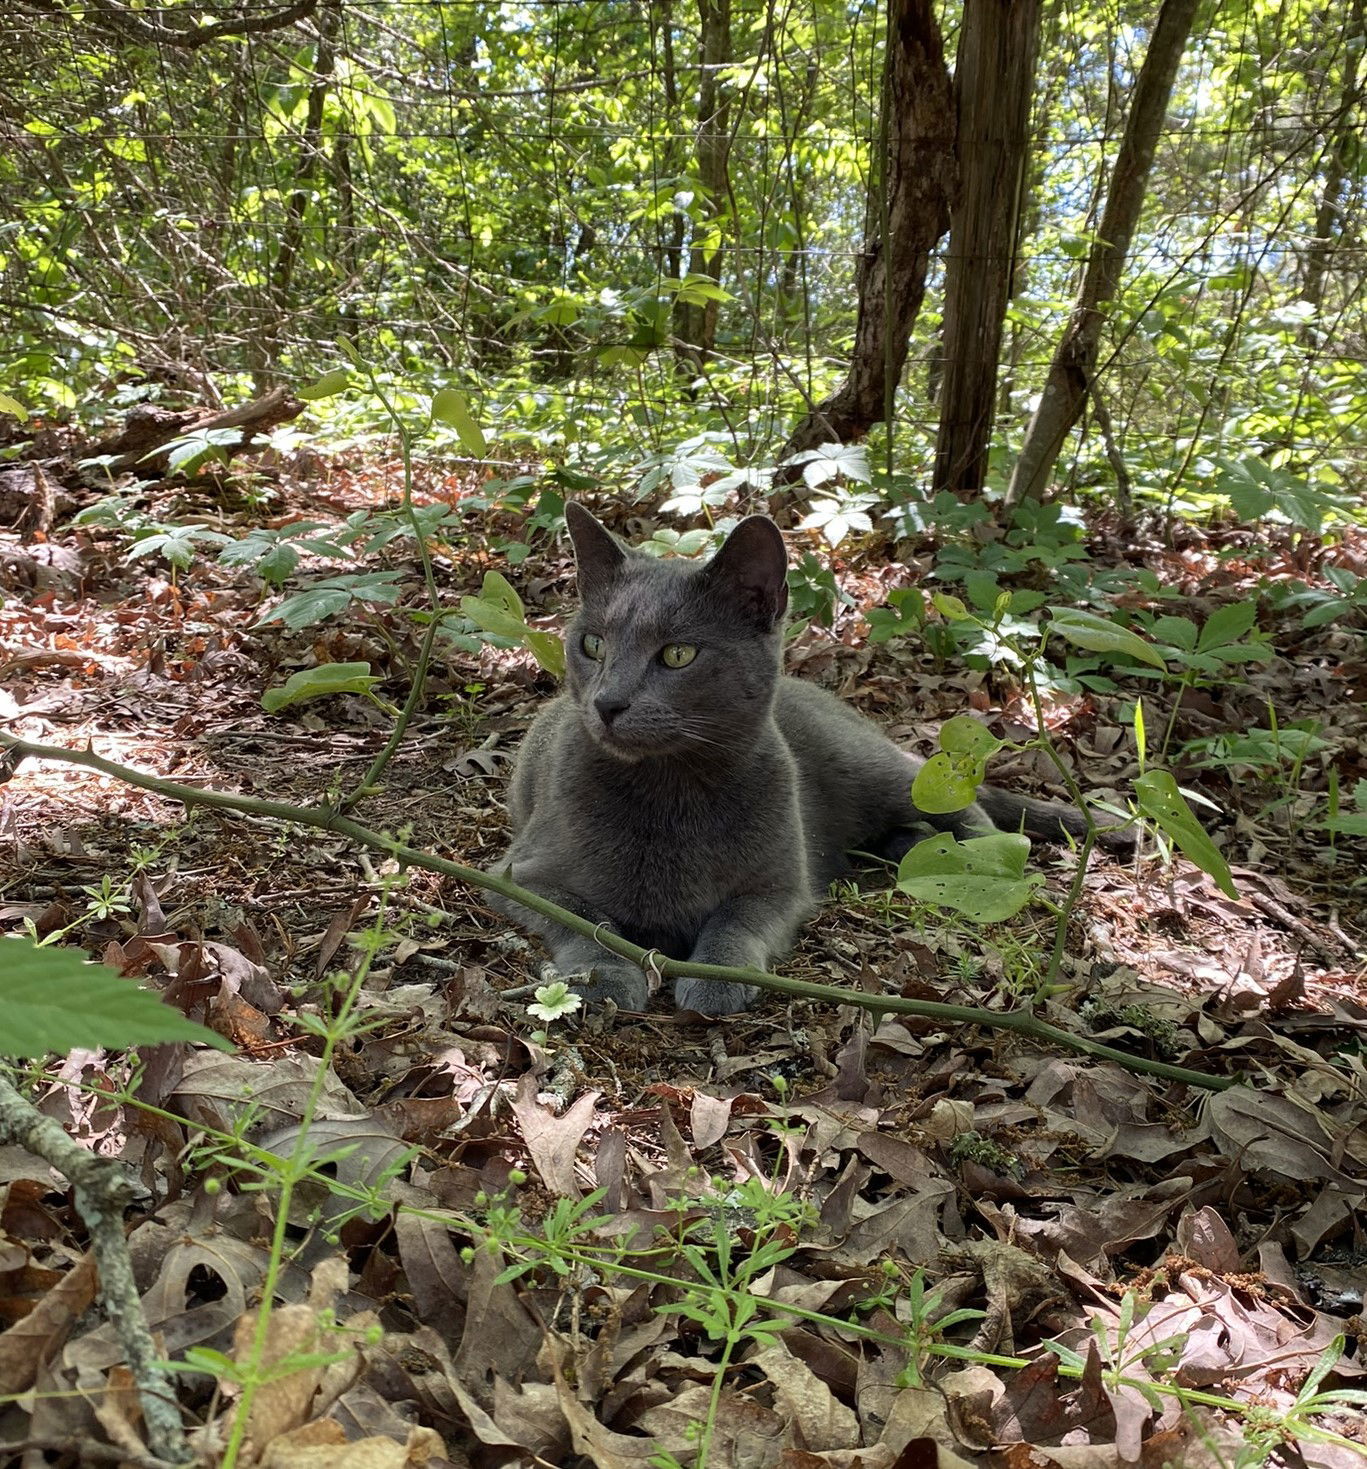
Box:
562 503 788 763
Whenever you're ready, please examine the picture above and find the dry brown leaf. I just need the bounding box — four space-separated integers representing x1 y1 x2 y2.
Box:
691 1090 736 1150
1207 1088 1358 1184
259 1422 447 1468
752 1341 860 1452
394 1208 469 1337
877 1381 983 1468
171 1051 364 1135
0 1250 96 1394
451 1239 546 1411
509 1071 601 1196
635 1381 786 1468
1174 1204 1240 1272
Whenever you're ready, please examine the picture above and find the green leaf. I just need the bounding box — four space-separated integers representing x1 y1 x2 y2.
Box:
479 570 524 619
1 937 231 1058
145 427 243 477
1149 615 1198 652
126 525 230 570
173 1346 245 1381
1197 600 1257 650
671 272 734 305
257 572 404 630
261 662 382 713
912 753 980 814
1323 812 1367 836
525 628 566 678
0 391 29 421
896 833 1041 923
1134 770 1238 899
1048 607 1166 670
462 571 528 637
910 718 1005 813
297 368 352 401
431 388 487 457
781 441 871 488
460 570 564 676
461 594 528 643
931 592 971 622
939 715 1003 761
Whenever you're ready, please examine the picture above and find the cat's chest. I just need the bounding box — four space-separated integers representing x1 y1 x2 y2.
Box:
555 760 799 932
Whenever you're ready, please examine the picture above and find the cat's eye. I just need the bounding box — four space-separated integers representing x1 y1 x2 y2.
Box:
582 633 606 661
661 643 697 669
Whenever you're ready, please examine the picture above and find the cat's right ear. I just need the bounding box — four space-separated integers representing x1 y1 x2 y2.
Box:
565 502 626 592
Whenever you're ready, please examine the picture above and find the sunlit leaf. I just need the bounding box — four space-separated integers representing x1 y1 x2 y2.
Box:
896 833 1041 922
1134 770 1238 899
262 662 382 713
297 368 352 401
1048 607 1166 669
431 388 487 457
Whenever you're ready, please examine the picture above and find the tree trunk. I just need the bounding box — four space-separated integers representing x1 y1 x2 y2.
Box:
674 0 733 374
1004 0 1200 506
257 0 340 379
777 0 956 463
657 0 688 287
1299 0 1364 323
933 0 1041 496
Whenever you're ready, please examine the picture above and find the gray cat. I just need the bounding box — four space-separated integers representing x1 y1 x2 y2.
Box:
489 503 1090 1017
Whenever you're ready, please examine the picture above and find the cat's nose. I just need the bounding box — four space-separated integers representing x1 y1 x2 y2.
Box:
595 694 629 727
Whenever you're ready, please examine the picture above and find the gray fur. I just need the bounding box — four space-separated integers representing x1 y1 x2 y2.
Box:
489 504 1088 1017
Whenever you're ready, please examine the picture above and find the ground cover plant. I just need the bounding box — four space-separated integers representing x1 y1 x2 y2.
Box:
2 0 1367 1461
1 375 1365 1465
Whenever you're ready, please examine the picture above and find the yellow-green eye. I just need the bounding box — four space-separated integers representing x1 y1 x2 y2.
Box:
582 633 605 661
661 643 697 669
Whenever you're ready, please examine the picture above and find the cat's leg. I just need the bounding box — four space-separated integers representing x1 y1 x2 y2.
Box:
674 894 809 1017
486 875 649 1011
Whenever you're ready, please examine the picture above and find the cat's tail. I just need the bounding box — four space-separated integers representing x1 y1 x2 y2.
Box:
976 785 1129 848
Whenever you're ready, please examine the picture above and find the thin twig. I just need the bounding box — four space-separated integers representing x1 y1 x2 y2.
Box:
0 731 1237 1091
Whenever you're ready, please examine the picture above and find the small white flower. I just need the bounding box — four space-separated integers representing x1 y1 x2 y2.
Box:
526 981 583 1023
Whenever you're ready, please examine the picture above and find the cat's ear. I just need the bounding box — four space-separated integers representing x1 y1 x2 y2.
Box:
565 502 626 592
705 516 789 627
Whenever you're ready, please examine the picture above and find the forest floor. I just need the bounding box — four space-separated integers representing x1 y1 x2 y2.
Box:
1 417 1366 1468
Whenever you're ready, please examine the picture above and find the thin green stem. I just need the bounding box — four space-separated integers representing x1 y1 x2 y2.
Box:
1044 826 1095 989
1158 668 1195 765
217 895 388 1469
1 731 1237 1091
337 371 446 813
1021 652 1107 994
695 1330 737 1469
471 1230 1367 1457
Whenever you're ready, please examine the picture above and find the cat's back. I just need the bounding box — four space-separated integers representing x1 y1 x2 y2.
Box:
775 676 917 859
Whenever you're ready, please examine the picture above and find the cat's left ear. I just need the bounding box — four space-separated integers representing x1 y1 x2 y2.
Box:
705 516 788 628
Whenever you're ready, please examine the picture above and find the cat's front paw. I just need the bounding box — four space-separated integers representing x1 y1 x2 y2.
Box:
564 960 649 1012
674 976 757 1017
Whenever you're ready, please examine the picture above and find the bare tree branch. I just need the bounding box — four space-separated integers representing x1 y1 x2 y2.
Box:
80 0 319 50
